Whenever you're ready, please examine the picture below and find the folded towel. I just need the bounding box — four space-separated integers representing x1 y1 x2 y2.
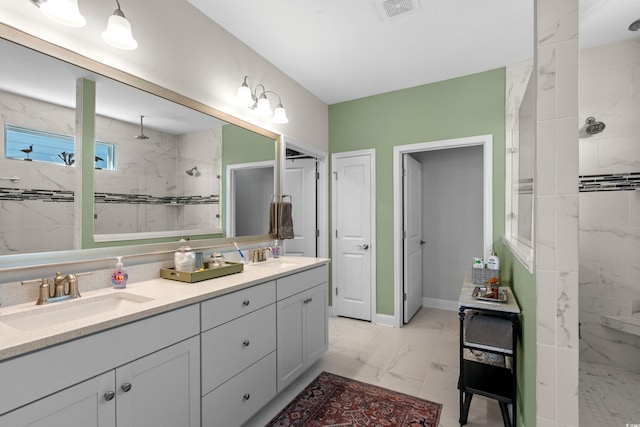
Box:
268 201 294 240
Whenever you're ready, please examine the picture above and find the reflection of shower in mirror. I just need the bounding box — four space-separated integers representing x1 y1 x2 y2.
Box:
186 166 200 176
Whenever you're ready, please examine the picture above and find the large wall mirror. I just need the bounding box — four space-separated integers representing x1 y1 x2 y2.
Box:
0 26 280 269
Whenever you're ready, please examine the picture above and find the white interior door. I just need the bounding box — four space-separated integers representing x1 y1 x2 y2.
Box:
333 151 374 321
403 154 423 323
283 158 317 256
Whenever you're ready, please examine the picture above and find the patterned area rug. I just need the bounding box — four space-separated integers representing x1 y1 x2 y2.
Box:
265 372 442 426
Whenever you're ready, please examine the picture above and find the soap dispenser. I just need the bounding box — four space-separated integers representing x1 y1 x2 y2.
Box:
112 256 128 289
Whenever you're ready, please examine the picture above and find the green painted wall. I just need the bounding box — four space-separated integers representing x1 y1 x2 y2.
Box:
328 67 535 427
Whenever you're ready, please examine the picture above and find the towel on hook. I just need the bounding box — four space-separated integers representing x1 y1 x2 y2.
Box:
268 201 294 240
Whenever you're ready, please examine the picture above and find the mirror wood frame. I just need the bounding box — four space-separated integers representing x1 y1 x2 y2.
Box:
0 23 283 272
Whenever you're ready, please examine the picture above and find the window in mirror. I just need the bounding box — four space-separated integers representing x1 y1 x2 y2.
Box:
5 125 115 170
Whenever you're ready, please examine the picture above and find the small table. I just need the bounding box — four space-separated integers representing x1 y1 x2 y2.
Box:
458 278 521 427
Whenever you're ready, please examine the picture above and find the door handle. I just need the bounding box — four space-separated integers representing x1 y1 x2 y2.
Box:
357 244 369 250
420 240 426 245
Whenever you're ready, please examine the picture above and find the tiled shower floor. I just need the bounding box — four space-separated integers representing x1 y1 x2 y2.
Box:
580 361 640 427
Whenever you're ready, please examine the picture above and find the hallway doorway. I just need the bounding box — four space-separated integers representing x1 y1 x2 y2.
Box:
393 135 493 328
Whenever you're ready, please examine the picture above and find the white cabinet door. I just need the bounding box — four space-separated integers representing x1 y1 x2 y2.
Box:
305 283 328 365
0 371 115 427
276 292 306 391
116 336 200 427
276 283 328 392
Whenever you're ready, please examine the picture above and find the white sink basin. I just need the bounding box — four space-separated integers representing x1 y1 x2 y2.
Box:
0 292 154 331
252 260 297 269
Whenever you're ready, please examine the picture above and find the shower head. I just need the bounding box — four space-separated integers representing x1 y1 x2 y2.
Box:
585 117 605 135
630 18 640 31
134 115 149 140
186 166 200 176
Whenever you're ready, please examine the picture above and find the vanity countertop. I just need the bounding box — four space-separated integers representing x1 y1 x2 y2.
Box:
0 256 330 362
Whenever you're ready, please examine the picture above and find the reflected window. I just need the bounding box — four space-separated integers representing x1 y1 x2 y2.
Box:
4 124 115 170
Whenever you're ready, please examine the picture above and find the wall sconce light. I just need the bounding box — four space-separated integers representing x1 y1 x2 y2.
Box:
29 0 138 50
236 76 289 124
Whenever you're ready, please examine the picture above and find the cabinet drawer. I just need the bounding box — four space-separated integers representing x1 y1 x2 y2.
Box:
202 352 276 427
276 264 328 301
201 281 275 331
201 304 276 394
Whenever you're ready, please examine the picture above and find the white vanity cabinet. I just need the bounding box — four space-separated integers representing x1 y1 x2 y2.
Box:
200 281 277 427
0 305 201 427
276 265 329 391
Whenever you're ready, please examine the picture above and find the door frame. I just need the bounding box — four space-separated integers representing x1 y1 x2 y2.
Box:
283 136 329 259
225 160 275 237
392 135 493 328
331 149 376 321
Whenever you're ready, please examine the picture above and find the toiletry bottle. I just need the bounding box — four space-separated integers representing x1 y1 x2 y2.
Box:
112 256 128 289
273 240 281 258
487 251 500 270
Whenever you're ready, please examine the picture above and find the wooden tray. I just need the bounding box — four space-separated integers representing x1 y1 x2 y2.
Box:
160 261 243 283
472 286 508 303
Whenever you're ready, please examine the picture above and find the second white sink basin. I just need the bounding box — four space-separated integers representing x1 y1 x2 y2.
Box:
0 292 154 331
252 260 297 269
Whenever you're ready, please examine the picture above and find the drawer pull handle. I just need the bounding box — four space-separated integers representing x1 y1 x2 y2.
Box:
242 299 250 306
243 339 250 347
243 393 251 401
104 391 115 401
121 383 132 393
303 297 313 304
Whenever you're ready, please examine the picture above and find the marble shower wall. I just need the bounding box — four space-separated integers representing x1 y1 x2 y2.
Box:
578 38 640 373
1 89 222 253
534 0 581 426
0 90 76 253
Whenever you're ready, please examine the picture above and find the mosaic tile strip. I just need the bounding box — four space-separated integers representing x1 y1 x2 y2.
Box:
0 188 219 205
0 188 74 202
579 173 640 192
94 192 219 205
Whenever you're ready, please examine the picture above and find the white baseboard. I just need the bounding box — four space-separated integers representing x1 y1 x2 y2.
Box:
328 308 395 327
374 313 395 327
422 297 458 312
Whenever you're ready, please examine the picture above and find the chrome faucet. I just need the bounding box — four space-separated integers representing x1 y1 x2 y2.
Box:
23 272 91 305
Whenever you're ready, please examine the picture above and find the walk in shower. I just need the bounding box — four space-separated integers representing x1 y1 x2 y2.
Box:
578 31 640 426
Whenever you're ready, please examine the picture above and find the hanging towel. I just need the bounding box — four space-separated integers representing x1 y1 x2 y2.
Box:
268 201 294 240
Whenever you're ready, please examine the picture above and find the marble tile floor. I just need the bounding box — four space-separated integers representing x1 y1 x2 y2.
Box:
245 307 505 427
579 361 640 427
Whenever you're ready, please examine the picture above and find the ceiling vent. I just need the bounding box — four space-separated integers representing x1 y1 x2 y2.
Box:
377 0 418 19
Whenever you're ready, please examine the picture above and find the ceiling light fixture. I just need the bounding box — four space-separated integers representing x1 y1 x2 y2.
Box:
28 0 137 50
102 0 138 50
30 0 86 27
236 76 289 124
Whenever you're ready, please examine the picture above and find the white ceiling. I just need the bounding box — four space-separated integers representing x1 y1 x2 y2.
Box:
188 0 640 105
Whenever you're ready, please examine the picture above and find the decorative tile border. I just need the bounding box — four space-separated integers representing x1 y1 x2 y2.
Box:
0 188 74 202
579 173 640 192
0 188 219 205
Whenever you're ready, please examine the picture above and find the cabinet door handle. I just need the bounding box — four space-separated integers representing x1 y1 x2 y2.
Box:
243 393 251 401
308 297 313 303
242 339 250 347
121 383 132 393
104 391 115 401
242 299 250 306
